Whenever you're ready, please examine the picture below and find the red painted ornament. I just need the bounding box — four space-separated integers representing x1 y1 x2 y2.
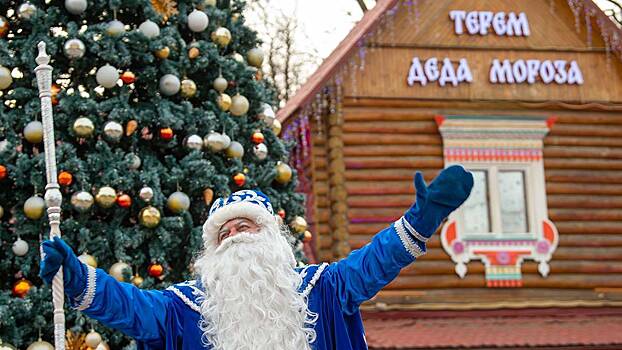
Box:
121 71 136 84
51 83 61 106
13 279 31 298
117 194 132 208
58 171 73 186
233 173 246 186
251 131 264 144
148 263 164 277
159 127 174 140
277 209 286 219
0 165 7 180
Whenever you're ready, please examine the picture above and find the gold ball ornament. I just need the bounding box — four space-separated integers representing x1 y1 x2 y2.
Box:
212 27 232 47
73 117 95 138
188 47 200 59
26 339 53 350
180 79 197 98
217 93 232 111
132 274 144 287
23 121 44 144
230 94 250 116
0 16 9 38
24 196 45 220
167 191 190 214
139 206 161 228
290 216 308 234
109 261 131 282
272 119 282 136
275 161 292 184
155 46 170 59
0 66 13 90
95 186 117 208
78 253 98 268
231 12 241 23
71 191 94 212
85 330 102 348
213 76 228 93
225 141 244 159
96 341 110 350
0 204 4 219
203 0 217 6
247 48 264 68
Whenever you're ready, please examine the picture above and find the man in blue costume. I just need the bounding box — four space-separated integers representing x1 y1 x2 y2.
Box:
40 165 473 350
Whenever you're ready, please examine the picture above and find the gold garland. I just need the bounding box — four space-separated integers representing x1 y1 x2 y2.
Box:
150 0 178 22
65 330 88 350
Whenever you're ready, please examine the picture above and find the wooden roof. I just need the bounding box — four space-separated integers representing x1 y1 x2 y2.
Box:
277 0 622 123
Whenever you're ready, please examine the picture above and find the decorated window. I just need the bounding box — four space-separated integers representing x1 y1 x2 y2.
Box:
437 116 559 287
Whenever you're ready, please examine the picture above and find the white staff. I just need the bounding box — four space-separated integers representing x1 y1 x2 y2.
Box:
34 41 66 350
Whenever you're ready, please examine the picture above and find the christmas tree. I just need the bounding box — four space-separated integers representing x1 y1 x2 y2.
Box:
0 0 309 348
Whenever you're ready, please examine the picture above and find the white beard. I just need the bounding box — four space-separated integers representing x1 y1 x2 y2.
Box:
194 226 316 350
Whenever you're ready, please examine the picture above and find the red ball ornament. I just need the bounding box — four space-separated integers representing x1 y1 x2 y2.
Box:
278 209 286 219
117 194 132 208
233 173 246 186
58 171 73 186
0 165 7 180
121 71 136 84
148 263 164 277
251 131 264 144
159 127 174 140
13 279 31 298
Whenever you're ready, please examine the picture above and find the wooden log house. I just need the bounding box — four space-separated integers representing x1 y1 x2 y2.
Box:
279 0 622 348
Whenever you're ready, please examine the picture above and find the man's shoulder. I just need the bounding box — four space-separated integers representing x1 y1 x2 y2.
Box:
164 280 204 313
296 262 329 297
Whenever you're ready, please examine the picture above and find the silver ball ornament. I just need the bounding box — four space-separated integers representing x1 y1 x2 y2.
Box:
64 0 88 15
186 134 203 150
63 38 86 59
230 94 250 116
139 187 154 202
24 196 45 220
167 191 191 214
85 330 102 348
138 20 160 39
253 143 268 160
18 2 37 20
213 76 228 92
225 141 244 159
96 64 119 88
12 238 29 256
159 74 180 96
204 132 226 152
128 153 141 170
106 20 125 36
247 47 264 68
258 103 276 125
26 340 54 350
188 9 209 32
103 121 123 142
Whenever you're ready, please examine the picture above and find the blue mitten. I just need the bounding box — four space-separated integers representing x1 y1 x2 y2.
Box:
40 236 88 299
404 165 474 239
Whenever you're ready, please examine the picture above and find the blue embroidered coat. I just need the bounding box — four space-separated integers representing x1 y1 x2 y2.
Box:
74 218 425 350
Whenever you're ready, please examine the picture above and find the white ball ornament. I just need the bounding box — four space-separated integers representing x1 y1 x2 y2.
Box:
204 132 226 152
65 0 88 15
188 9 209 32
213 76 228 92
159 74 180 96
259 103 276 125
230 94 249 116
12 238 29 256
186 134 203 150
139 187 154 202
0 66 13 90
253 143 268 160
85 330 102 348
138 20 160 39
96 64 119 88
128 153 142 170
221 133 231 149
71 191 94 212
247 47 264 68
167 191 191 214
106 20 125 36
225 141 244 159
23 121 44 144
63 38 86 59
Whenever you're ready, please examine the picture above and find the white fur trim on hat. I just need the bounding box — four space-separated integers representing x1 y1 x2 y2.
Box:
202 201 278 247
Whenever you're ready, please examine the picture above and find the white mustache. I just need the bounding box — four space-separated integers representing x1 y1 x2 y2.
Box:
215 232 260 254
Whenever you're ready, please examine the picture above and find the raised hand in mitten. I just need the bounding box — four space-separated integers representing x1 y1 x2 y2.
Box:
40 236 88 299
404 165 474 240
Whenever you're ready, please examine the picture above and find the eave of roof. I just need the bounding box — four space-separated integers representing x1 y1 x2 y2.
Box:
277 0 622 124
